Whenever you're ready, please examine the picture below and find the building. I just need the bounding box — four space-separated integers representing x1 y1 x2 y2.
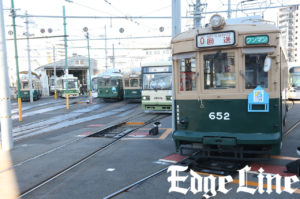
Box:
278 5 300 63
36 54 97 96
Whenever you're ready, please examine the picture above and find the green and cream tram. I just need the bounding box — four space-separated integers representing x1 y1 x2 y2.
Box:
171 14 288 157
288 66 300 99
97 70 123 101
56 74 80 98
123 73 142 100
141 61 172 112
20 72 42 101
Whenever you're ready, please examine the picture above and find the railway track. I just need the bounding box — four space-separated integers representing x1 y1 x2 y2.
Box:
17 112 170 198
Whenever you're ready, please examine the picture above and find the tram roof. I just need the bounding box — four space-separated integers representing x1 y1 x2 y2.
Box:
171 23 280 44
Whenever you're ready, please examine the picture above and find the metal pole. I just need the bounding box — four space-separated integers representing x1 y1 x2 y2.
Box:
25 11 33 103
228 0 231 19
63 6 69 109
53 46 57 99
0 0 13 151
105 25 108 71
194 0 201 29
86 32 92 104
11 0 22 121
172 0 181 37
112 44 115 68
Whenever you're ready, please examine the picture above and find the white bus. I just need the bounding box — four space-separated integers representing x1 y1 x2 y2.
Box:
141 61 172 112
288 66 300 99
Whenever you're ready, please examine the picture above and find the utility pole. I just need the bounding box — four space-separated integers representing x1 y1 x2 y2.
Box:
63 5 69 109
83 28 92 104
104 25 108 71
11 0 22 121
112 44 115 68
0 0 13 150
228 0 232 19
172 0 181 37
53 46 57 99
25 11 33 103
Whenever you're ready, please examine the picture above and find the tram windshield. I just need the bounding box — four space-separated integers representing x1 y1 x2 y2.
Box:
291 74 300 87
143 73 172 90
204 52 236 89
22 81 29 89
130 79 139 87
64 79 78 89
245 54 268 89
99 79 119 87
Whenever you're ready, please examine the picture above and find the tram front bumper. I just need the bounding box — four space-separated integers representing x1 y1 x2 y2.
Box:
173 130 281 146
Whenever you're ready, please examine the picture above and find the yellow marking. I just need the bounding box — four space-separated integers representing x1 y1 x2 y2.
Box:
271 155 299 161
66 94 69 110
125 122 145 125
18 98 22 122
196 171 300 194
90 91 93 104
123 128 172 140
159 128 172 140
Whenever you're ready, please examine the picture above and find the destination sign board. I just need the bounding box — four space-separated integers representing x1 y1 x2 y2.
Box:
245 35 269 45
196 31 235 48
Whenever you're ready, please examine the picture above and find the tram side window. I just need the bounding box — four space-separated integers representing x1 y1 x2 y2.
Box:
124 79 129 87
179 57 196 91
204 52 236 89
245 54 268 89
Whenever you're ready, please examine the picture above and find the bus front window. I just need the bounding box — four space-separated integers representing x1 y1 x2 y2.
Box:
291 74 300 87
143 74 172 90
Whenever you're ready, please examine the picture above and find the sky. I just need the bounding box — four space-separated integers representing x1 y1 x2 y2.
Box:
1 0 299 78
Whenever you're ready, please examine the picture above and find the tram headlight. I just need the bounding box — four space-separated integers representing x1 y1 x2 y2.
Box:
166 96 172 101
210 14 225 30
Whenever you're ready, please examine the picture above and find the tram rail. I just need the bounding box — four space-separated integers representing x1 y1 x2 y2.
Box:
17 112 170 198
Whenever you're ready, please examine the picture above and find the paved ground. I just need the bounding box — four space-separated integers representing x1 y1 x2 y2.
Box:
1 98 300 199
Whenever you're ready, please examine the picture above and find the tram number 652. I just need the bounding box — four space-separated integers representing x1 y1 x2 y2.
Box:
209 112 230 120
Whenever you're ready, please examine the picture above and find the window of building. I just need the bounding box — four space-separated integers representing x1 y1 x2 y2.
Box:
245 54 268 89
204 52 236 89
179 57 196 91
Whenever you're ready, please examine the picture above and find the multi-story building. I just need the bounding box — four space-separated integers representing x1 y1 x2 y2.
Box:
278 5 300 63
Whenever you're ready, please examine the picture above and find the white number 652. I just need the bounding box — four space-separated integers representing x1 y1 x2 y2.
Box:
209 112 230 120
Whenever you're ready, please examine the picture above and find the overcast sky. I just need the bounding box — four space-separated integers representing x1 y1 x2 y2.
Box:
2 0 298 73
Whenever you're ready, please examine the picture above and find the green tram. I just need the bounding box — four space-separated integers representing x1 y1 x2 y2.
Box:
123 74 142 100
56 74 80 98
20 72 42 101
171 14 289 158
141 61 172 112
97 71 123 101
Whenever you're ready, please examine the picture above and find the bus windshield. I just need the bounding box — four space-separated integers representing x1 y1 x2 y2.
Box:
143 73 172 90
64 79 78 89
291 74 300 87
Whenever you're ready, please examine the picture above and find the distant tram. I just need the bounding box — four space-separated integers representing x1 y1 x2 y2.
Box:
123 73 142 100
97 70 123 101
288 66 300 99
20 72 42 101
141 61 172 112
171 14 289 158
56 74 80 98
